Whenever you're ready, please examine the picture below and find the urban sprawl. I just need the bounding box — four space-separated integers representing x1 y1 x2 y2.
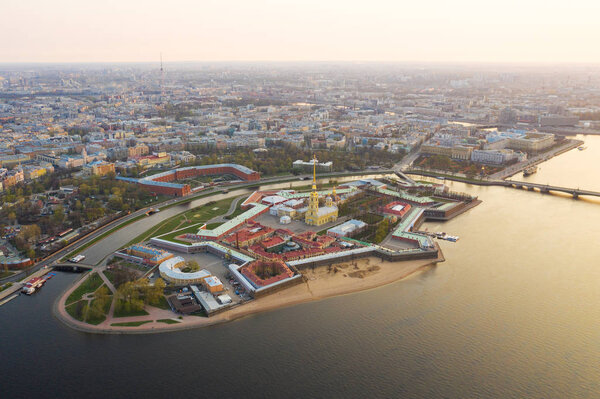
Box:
1 64 596 330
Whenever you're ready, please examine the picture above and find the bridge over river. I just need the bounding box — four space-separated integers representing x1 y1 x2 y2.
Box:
403 170 600 199
502 180 600 199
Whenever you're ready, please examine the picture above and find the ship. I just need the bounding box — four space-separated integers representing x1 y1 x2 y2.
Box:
434 232 460 242
21 277 45 295
523 166 538 176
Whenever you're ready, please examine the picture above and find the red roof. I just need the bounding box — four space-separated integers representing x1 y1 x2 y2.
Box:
261 236 285 249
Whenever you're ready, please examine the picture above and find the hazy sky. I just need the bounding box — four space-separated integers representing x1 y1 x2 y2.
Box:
3 0 600 63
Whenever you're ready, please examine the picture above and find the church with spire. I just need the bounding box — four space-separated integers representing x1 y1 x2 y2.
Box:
305 155 338 226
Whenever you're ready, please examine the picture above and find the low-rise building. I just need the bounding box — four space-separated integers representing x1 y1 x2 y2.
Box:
91 161 116 176
327 219 367 238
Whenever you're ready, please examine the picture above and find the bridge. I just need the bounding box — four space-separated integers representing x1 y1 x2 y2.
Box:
503 180 600 199
402 170 600 199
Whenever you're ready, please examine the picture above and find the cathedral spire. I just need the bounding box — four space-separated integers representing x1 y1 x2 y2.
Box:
312 154 317 191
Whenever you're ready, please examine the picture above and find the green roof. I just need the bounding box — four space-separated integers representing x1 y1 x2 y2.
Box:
373 187 435 204
277 187 357 199
391 208 433 248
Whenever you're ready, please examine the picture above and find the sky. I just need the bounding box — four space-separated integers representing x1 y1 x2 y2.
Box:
3 0 600 64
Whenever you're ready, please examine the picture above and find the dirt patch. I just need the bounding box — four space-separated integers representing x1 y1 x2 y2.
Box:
348 265 380 279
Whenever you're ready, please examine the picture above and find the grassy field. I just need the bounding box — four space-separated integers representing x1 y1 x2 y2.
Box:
126 196 241 247
111 320 152 327
224 197 246 220
66 272 103 305
0 282 14 292
65 301 84 321
86 290 114 325
157 318 180 324
103 269 115 285
113 299 150 318
150 295 171 310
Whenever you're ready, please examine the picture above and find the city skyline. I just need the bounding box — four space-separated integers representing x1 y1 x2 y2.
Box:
4 0 600 64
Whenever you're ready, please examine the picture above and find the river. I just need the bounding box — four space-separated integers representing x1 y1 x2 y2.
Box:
2 140 600 398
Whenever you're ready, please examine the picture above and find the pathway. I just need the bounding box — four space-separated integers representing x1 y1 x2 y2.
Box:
205 195 244 224
98 267 118 320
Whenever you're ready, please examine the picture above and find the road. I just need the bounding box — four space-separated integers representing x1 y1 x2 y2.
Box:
489 139 582 180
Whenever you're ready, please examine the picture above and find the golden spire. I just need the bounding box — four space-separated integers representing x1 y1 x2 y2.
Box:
312 154 317 191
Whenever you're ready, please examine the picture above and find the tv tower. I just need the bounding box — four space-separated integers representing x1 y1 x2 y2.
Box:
159 52 165 102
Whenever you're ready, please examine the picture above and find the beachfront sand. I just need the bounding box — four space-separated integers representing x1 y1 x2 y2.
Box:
55 254 443 334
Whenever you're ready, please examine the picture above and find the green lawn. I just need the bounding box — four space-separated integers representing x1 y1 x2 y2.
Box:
0 282 14 292
129 196 244 247
204 222 222 230
86 292 114 325
111 320 152 327
65 301 85 321
66 272 103 305
103 269 115 285
146 295 171 310
113 299 150 318
224 197 246 220
123 196 241 247
157 318 180 324
116 261 149 272
179 196 240 221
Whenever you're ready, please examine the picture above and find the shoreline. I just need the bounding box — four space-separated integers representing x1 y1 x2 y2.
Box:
53 253 444 335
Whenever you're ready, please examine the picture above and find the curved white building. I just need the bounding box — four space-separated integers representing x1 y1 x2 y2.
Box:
158 256 211 285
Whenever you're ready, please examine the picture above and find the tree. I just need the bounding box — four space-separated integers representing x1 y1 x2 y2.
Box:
185 260 200 272
465 165 479 179
146 278 166 305
52 205 65 225
374 219 390 243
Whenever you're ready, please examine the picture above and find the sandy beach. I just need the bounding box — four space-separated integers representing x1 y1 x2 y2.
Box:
54 253 444 334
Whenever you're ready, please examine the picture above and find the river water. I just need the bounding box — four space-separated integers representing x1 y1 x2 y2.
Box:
2 139 600 398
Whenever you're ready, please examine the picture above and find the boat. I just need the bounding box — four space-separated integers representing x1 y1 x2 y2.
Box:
21 277 45 295
434 232 459 242
578 146 587 151
523 166 538 176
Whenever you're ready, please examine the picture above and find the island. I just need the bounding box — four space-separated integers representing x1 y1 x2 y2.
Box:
54 162 479 333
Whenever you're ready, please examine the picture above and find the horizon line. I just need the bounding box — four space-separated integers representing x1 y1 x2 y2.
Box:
1 59 600 67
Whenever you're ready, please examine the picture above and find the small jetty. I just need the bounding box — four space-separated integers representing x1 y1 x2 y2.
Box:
416 231 459 242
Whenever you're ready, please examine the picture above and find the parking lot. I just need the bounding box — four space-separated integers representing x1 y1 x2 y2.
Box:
181 251 248 303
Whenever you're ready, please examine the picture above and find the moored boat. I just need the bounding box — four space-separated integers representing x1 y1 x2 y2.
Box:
523 166 538 176
21 277 45 295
